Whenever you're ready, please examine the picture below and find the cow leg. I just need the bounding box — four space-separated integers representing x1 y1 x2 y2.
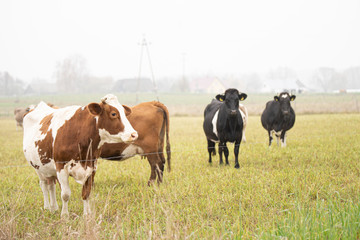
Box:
242 129 246 142
57 169 71 217
280 131 287 147
207 139 215 163
82 171 95 216
147 154 164 186
276 133 280 146
47 177 59 212
159 147 166 166
219 142 224 164
268 130 273 146
223 143 229 165
36 171 58 212
39 178 51 211
234 139 241 169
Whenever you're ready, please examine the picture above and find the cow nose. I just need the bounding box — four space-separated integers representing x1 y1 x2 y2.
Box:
130 132 138 141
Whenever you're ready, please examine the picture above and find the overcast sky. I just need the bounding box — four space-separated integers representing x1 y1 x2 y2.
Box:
1 0 359 82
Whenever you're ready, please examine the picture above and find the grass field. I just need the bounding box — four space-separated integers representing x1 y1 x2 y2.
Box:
0 112 359 239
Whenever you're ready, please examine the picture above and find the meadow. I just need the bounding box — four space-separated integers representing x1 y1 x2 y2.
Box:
0 105 359 238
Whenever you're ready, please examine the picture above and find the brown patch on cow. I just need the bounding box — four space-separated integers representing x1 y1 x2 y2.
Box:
82 171 96 200
101 142 128 160
54 107 100 171
39 113 53 134
35 129 54 165
30 161 40 169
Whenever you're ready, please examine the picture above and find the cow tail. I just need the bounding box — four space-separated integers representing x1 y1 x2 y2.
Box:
154 102 171 172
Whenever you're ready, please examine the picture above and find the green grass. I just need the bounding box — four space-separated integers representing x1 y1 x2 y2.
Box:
0 114 360 239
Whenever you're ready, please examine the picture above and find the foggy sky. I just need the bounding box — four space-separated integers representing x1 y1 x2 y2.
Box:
1 0 360 82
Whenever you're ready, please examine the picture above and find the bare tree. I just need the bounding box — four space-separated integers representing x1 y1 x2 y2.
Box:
0 71 24 96
55 55 89 93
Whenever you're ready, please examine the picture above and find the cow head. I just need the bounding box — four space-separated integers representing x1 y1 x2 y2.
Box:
274 92 296 117
87 94 138 145
216 88 247 117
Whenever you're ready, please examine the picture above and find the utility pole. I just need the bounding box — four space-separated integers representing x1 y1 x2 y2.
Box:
136 35 159 103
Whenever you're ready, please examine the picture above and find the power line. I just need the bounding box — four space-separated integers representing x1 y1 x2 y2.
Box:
136 35 159 104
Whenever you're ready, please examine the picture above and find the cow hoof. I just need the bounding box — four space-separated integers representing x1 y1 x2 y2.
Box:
234 164 240 169
60 212 69 219
50 205 59 213
147 179 155 186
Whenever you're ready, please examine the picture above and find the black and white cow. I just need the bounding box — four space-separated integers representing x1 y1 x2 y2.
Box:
203 88 247 168
261 92 296 147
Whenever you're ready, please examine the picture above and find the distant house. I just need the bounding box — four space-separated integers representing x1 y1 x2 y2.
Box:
260 78 301 94
113 78 155 93
190 77 226 93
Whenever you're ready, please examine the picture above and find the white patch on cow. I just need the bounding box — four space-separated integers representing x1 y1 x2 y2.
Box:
49 106 81 143
271 130 282 136
239 104 248 142
212 110 219 138
281 94 289 99
119 144 145 160
101 94 137 142
98 128 135 149
65 160 94 185
270 130 282 146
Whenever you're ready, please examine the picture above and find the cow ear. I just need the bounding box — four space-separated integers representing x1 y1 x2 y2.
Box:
239 93 247 101
216 94 225 102
122 105 132 116
87 103 103 116
290 95 296 101
274 96 280 101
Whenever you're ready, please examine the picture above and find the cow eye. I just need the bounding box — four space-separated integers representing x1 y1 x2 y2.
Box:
111 112 117 117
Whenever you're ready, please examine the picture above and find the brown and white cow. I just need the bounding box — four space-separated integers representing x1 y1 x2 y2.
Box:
23 94 138 217
100 101 171 186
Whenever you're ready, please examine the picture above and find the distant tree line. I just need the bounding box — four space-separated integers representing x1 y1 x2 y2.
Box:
1 55 360 96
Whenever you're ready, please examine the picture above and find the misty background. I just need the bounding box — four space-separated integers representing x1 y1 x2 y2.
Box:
1 0 360 96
